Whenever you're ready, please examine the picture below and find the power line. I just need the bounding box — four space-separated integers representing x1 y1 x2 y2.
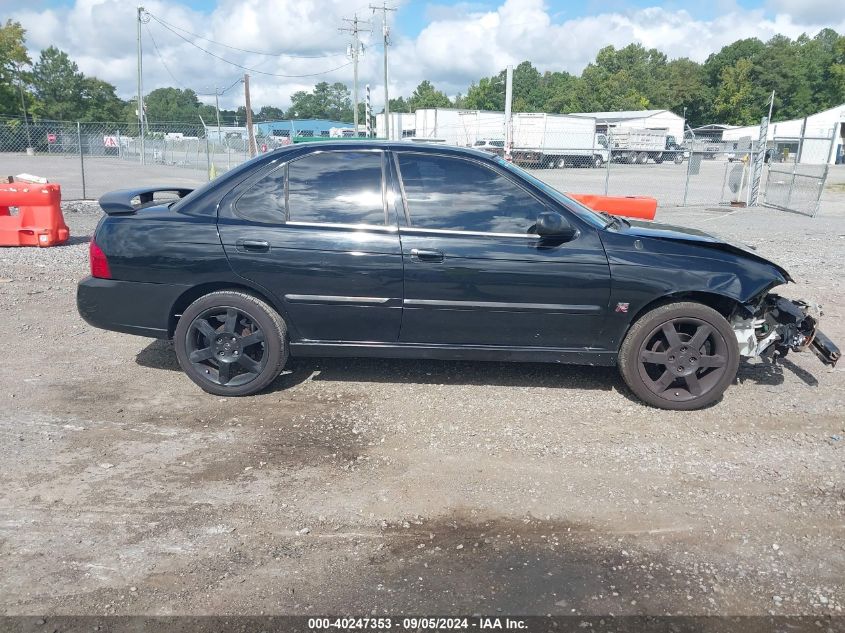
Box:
145 12 353 78
146 12 349 59
145 23 245 103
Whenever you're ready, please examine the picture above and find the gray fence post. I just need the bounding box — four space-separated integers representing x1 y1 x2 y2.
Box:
682 125 695 207
785 163 797 210
205 136 211 181
77 122 87 200
604 130 611 195
812 165 828 218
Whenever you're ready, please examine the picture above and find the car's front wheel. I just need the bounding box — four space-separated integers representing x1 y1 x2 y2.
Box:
618 302 739 410
174 290 288 396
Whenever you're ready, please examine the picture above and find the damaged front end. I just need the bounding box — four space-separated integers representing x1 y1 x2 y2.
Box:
732 295 841 366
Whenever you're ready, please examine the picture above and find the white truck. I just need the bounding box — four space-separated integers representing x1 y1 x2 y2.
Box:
413 108 505 147
510 113 609 168
609 128 684 164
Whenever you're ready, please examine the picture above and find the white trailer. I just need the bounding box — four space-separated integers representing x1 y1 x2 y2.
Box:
375 112 416 140
413 108 505 147
510 113 609 168
609 128 684 164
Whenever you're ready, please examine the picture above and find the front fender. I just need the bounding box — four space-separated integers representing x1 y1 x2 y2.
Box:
597 231 788 350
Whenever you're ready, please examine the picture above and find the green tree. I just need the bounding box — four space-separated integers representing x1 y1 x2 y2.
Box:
659 58 711 127
0 20 32 117
702 38 765 87
387 96 410 113
463 75 505 110
578 44 668 111
713 57 757 124
539 70 581 113
31 46 84 120
407 80 452 110
144 87 204 123
257 105 286 120
78 77 124 122
286 82 352 120
831 35 845 107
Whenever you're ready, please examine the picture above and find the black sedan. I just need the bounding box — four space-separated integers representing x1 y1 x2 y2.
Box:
77 142 839 410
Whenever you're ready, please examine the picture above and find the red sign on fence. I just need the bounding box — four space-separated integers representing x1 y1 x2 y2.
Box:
47 133 57 143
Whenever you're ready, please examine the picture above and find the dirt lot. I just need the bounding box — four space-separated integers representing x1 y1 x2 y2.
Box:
0 171 844 618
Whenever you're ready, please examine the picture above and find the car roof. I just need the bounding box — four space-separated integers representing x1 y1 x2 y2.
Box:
272 140 499 162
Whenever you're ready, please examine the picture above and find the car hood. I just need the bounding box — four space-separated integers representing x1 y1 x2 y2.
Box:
618 219 793 282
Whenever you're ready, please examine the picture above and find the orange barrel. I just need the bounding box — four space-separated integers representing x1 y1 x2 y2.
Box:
567 193 657 221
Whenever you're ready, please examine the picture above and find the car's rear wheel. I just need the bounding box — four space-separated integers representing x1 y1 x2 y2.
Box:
174 290 288 396
618 302 739 410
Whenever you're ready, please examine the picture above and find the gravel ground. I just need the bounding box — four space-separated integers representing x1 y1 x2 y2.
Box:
0 175 843 618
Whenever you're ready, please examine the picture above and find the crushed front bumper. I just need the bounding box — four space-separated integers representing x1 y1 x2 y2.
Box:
734 295 840 366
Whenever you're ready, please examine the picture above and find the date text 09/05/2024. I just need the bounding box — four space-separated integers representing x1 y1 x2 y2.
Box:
307 616 528 629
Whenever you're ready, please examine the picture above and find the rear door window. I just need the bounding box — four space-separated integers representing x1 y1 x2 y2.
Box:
235 150 385 225
288 151 385 225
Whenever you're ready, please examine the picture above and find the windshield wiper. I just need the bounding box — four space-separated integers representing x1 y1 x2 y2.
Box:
598 211 629 228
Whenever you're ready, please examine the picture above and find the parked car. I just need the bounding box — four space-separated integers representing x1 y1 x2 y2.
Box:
77 142 839 410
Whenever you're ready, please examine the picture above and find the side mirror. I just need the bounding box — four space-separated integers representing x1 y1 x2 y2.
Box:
535 211 577 240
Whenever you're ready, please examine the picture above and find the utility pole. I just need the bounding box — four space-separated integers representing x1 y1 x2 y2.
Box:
17 69 32 150
370 2 396 139
137 5 146 164
340 14 369 135
244 74 257 157
504 65 513 161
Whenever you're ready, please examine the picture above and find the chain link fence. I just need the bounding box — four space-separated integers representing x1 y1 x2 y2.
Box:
429 121 749 208
0 116 287 199
0 115 835 211
760 128 838 217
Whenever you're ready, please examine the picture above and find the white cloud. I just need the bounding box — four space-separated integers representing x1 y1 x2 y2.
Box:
11 0 845 113
768 0 845 25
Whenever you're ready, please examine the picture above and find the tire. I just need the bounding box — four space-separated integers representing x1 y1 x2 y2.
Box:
636 152 648 164
674 153 684 164
592 155 604 168
654 155 664 164
625 154 635 164
618 302 740 410
174 290 289 397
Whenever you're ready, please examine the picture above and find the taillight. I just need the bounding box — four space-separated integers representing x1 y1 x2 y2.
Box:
89 238 112 279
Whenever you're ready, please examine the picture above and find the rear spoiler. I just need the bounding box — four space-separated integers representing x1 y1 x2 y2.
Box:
98 186 194 215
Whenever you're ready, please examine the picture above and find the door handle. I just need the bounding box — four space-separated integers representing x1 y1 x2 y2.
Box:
237 239 270 253
410 248 444 263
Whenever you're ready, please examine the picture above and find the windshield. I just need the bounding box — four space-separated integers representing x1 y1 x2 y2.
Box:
494 157 611 229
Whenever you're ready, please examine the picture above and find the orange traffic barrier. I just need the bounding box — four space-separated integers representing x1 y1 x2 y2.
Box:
567 192 657 221
0 182 69 247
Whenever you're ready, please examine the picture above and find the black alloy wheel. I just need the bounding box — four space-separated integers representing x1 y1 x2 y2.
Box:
636 317 728 403
186 306 268 387
174 291 289 396
618 302 740 410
